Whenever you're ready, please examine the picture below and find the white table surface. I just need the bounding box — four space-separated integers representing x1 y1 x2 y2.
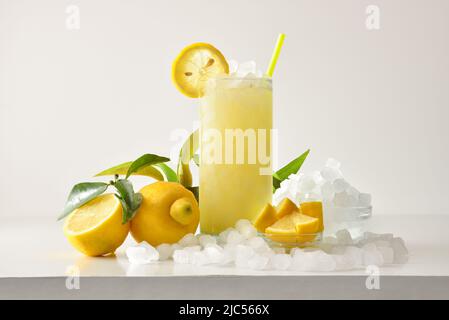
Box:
1 215 449 299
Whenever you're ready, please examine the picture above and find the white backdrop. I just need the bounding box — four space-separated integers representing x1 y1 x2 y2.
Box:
1 0 448 218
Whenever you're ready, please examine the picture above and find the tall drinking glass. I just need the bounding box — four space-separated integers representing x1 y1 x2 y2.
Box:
199 77 273 234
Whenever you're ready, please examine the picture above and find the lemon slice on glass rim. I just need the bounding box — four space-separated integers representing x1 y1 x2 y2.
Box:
172 43 229 98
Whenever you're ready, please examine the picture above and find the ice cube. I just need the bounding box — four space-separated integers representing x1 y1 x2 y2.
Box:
218 228 234 245
348 195 359 206
290 251 305 270
246 236 270 253
346 186 360 202
247 254 269 270
336 229 353 245
280 179 293 190
236 61 257 77
288 173 301 182
358 193 372 207
198 234 217 248
244 72 257 79
126 242 159 265
184 245 201 252
170 243 182 255
363 232 393 242
332 179 349 193
156 243 173 261
235 219 257 239
377 246 394 265
235 219 251 230
290 247 304 257
204 244 225 264
390 237 409 264
359 232 394 247
334 191 357 207
173 249 190 264
301 191 322 203
228 59 239 74
291 250 336 271
298 175 316 193
319 243 335 254
344 246 364 268
320 237 338 253
320 167 342 182
226 230 245 245
178 233 199 247
235 245 256 268
190 251 209 266
221 244 237 264
310 170 325 186
323 236 338 245
325 158 341 169
330 245 346 255
272 185 296 206
333 254 356 271
321 181 335 201
270 254 292 270
362 243 384 266
374 240 391 248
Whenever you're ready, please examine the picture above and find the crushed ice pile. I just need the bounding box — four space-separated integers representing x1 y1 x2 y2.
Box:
210 60 271 90
273 158 371 208
228 60 263 78
126 219 408 271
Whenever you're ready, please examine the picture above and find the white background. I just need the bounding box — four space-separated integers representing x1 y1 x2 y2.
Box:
1 0 448 218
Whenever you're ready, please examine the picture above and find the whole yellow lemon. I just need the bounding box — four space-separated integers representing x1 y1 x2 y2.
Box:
130 182 199 246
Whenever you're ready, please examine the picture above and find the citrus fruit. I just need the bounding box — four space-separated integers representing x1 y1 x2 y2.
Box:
130 182 200 246
253 203 277 233
63 193 129 256
275 198 298 219
265 211 319 244
300 201 324 232
172 43 229 98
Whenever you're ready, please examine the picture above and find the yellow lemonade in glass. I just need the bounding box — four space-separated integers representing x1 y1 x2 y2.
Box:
199 76 273 234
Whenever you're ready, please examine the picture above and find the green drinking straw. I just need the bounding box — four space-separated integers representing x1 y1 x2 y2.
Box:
266 33 286 77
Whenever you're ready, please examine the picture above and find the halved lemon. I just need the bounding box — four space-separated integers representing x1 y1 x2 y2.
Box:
63 193 129 256
172 43 229 98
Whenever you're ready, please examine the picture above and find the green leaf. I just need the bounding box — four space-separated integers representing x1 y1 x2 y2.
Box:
154 163 178 182
126 154 170 179
58 182 108 220
177 129 199 187
273 149 310 191
115 196 129 224
95 161 165 181
114 179 134 205
273 175 282 190
113 179 142 223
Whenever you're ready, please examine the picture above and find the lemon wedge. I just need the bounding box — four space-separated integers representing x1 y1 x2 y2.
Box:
172 43 229 98
265 212 319 244
63 194 129 256
300 201 324 232
275 198 298 219
253 203 278 233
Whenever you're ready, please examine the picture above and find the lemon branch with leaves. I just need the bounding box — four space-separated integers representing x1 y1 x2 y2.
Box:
58 129 310 224
58 154 171 223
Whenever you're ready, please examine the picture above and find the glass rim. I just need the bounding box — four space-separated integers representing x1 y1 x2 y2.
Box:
210 75 272 82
